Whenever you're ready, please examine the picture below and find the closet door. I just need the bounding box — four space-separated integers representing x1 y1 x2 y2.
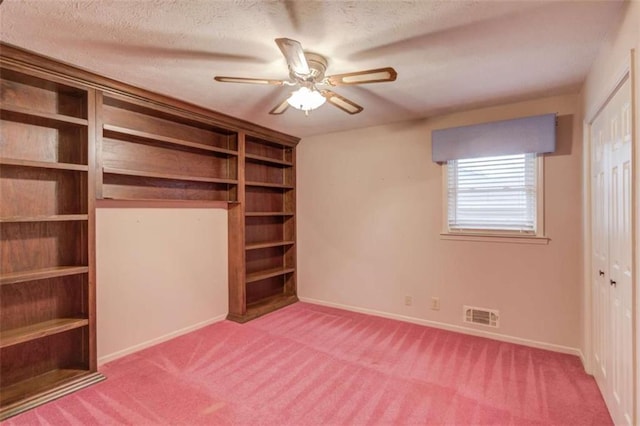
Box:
591 75 633 426
591 110 609 393
607 76 633 426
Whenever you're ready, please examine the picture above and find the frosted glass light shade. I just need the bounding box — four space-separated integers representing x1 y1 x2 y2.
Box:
287 87 326 111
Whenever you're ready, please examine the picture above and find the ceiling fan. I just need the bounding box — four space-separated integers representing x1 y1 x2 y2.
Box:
214 38 397 116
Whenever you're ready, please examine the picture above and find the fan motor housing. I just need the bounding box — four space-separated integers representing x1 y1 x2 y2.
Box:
301 52 327 82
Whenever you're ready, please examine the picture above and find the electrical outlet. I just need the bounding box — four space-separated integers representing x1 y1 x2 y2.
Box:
405 296 413 306
431 297 440 310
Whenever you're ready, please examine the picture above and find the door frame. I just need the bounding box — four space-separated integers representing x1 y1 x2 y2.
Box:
583 48 636 423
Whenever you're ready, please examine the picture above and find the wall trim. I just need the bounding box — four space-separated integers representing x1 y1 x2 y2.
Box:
300 297 583 359
578 349 588 372
582 118 594 376
586 58 630 125
98 314 227 366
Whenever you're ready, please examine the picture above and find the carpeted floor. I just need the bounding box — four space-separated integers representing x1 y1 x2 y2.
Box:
6 302 611 425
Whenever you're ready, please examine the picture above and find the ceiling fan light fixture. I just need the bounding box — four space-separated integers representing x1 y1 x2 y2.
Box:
216 38 396 116
286 86 326 112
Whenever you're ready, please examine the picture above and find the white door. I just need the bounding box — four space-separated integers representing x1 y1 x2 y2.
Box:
591 109 609 393
591 75 634 426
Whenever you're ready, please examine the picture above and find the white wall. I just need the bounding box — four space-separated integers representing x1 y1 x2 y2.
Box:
580 0 639 414
96 206 228 364
298 94 583 353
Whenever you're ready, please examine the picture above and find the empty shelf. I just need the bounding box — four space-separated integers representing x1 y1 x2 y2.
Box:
0 215 88 223
1 105 88 127
245 240 295 250
0 158 88 172
245 153 292 167
246 267 295 283
1 266 89 286
0 318 89 349
103 167 238 184
103 124 238 156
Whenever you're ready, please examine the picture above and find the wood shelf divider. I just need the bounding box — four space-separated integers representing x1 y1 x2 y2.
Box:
0 266 89 286
245 211 295 217
246 267 295 284
0 318 89 349
103 167 238 185
227 294 299 324
245 240 295 251
245 153 292 167
0 158 88 172
0 215 88 223
0 105 88 127
103 124 238 156
245 181 294 189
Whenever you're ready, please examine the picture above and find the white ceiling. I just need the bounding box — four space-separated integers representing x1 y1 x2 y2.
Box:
0 0 626 138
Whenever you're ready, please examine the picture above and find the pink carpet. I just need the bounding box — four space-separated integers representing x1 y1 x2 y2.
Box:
5 302 611 425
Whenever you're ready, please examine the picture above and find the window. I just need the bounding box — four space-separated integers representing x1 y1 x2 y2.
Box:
445 153 542 235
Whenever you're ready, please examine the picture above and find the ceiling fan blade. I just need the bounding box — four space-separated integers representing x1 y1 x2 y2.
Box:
325 67 397 86
269 98 290 115
214 76 286 86
275 38 310 76
322 90 363 115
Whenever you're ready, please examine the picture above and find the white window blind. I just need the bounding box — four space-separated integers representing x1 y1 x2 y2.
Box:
447 153 537 233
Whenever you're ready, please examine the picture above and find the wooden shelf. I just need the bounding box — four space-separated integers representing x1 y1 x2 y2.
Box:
246 267 295 283
97 198 229 208
245 181 294 189
245 153 292 167
0 266 89 286
227 294 298 323
245 211 295 217
103 167 238 185
0 158 88 172
0 369 105 419
103 124 238 156
0 215 88 223
1 105 88 127
0 318 89 349
245 240 295 251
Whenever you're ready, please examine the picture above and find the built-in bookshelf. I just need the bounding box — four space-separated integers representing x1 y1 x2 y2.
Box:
0 42 299 418
0 65 104 419
227 134 298 323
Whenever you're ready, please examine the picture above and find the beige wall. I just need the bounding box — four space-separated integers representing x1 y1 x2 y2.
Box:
580 0 639 411
298 94 583 352
96 207 228 364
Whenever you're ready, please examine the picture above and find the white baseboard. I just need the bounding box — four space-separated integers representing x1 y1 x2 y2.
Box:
299 297 582 358
98 314 227 366
578 349 591 373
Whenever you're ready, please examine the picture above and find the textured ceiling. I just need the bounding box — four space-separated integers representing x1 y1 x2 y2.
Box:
0 0 626 138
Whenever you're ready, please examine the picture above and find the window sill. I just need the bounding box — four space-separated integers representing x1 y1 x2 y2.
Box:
440 233 550 245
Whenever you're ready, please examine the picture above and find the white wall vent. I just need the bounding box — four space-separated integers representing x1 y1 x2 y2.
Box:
463 305 499 328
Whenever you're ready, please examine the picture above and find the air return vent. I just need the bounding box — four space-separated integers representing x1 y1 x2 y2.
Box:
463 306 499 328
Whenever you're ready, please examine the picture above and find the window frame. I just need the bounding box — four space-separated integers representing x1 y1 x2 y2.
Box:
441 154 548 244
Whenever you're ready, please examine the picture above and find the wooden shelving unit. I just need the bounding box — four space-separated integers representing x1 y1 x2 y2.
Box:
97 93 239 202
1 42 300 418
227 134 298 323
0 65 104 419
